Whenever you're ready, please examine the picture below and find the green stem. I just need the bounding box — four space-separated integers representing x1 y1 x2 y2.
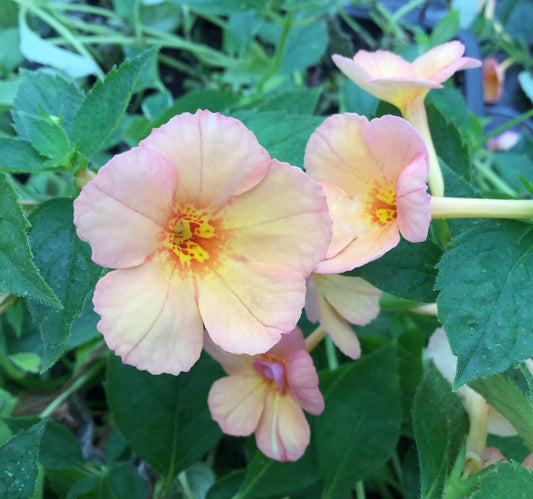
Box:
355 481 366 499
480 108 533 147
431 196 533 219
391 0 427 23
44 2 121 19
325 337 339 370
474 160 517 197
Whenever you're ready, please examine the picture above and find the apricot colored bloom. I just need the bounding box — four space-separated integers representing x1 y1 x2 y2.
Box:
205 328 324 462
73 110 331 375
331 41 481 113
482 57 504 104
486 131 520 152
305 274 381 358
304 113 430 273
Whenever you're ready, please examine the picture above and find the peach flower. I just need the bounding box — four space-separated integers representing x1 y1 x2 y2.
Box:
73 110 331 375
482 57 505 104
305 274 381 358
205 328 324 462
332 41 481 114
304 113 430 273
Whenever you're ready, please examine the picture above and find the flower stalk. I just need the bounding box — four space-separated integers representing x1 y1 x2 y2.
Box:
431 196 533 219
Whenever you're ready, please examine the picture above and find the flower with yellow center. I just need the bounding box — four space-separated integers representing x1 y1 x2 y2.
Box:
73 110 332 375
304 113 431 273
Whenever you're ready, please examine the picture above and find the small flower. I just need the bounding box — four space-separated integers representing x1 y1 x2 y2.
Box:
482 57 505 104
74 110 331 375
486 130 520 152
205 328 324 462
332 41 481 113
305 274 381 358
304 113 430 273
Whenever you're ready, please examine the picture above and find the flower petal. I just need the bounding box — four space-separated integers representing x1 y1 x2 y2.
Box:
286 350 324 415
268 327 306 359
199 260 306 355
315 290 361 359
426 328 457 385
93 257 203 375
365 115 428 184
203 332 253 376
208 375 266 436
315 224 400 273
304 113 375 198
396 154 431 242
140 110 271 208
255 394 310 462
487 406 518 437
317 274 382 325
222 160 331 276
413 41 481 83
74 147 176 268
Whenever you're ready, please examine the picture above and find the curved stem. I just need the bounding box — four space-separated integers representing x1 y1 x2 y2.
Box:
305 325 326 353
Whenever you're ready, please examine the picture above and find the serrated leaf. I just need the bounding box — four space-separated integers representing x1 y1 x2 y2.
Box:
235 111 323 167
0 174 59 305
471 462 533 498
70 47 158 157
0 420 45 499
470 366 533 450
13 112 73 164
316 342 401 496
14 69 83 134
26 198 103 371
413 363 468 499
0 138 46 173
106 353 222 481
436 220 533 386
255 88 321 114
349 238 442 302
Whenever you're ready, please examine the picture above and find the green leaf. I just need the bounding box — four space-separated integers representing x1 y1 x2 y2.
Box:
14 69 83 133
428 10 460 46
13 112 73 165
470 366 533 450
279 20 329 74
255 88 321 114
349 238 442 303
427 101 471 183
106 353 223 480
235 110 323 167
27 198 103 371
436 220 533 386
519 70 533 104
0 420 45 499
471 462 533 498
0 138 46 173
316 342 401 497
179 0 262 15
70 47 157 157
413 363 468 499
238 448 320 498
0 174 59 305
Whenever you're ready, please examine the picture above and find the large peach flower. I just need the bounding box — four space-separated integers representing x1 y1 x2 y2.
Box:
331 41 480 113
304 113 430 273
205 328 324 462
305 274 381 358
73 110 331 375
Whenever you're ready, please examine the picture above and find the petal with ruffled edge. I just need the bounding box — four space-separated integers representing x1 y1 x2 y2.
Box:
317 274 382 325
93 257 203 375
140 110 271 208
74 147 176 269
413 41 481 83
255 393 310 462
315 290 361 359
304 114 374 198
203 332 253 376
222 160 331 276
286 350 324 415
365 115 429 184
396 154 431 242
208 375 267 436
199 261 306 355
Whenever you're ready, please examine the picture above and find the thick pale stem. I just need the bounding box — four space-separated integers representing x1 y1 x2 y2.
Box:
431 196 533 219
305 325 326 353
403 99 444 197
463 392 489 475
